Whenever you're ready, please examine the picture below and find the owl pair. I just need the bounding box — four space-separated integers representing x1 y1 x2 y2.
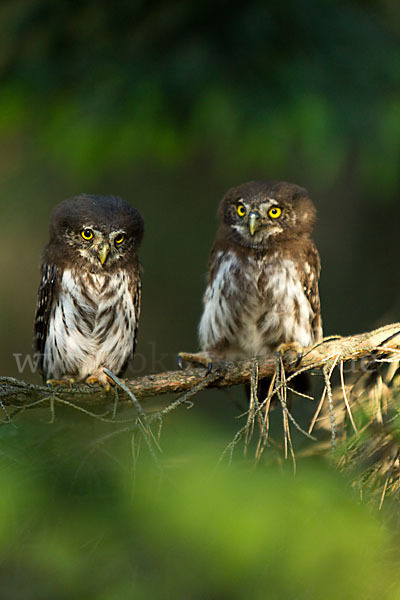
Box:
34 182 322 388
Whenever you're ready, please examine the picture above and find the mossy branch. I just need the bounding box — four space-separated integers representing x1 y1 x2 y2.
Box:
0 322 399 410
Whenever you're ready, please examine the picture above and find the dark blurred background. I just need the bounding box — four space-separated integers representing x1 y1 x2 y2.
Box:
0 2 400 597
1 0 399 381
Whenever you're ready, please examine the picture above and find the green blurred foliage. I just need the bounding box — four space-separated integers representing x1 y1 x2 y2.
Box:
0 0 399 185
0 415 399 599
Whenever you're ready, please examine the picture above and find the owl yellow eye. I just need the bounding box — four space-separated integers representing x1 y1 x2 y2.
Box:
237 203 246 217
81 228 94 240
268 206 282 219
114 233 125 245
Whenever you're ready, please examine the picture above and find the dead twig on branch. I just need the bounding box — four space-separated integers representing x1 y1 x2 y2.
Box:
2 323 400 506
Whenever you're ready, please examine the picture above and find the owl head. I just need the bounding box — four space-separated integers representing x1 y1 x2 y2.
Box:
218 181 316 249
47 194 144 271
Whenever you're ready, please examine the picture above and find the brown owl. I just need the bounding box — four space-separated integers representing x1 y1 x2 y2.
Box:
34 194 144 387
181 181 322 383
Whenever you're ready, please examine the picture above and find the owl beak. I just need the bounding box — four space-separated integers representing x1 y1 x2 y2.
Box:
248 212 261 236
98 243 110 265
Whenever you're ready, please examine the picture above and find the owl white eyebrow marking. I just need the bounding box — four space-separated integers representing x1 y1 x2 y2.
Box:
258 199 280 213
81 226 100 233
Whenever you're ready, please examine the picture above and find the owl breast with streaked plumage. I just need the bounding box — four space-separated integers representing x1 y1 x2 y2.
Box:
42 268 139 380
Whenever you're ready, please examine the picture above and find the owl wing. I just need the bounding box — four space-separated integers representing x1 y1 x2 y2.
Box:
33 262 60 372
117 267 142 376
198 245 243 353
130 271 142 357
302 242 323 343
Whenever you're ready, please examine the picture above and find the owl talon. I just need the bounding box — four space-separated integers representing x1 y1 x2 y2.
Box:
178 351 214 374
85 369 113 391
46 376 75 388
276 342 304 368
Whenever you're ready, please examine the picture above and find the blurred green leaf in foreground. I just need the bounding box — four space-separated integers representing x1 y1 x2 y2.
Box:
0 415 399 599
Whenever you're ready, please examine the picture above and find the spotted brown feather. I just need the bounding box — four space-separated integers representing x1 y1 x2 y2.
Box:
34 263 60 372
